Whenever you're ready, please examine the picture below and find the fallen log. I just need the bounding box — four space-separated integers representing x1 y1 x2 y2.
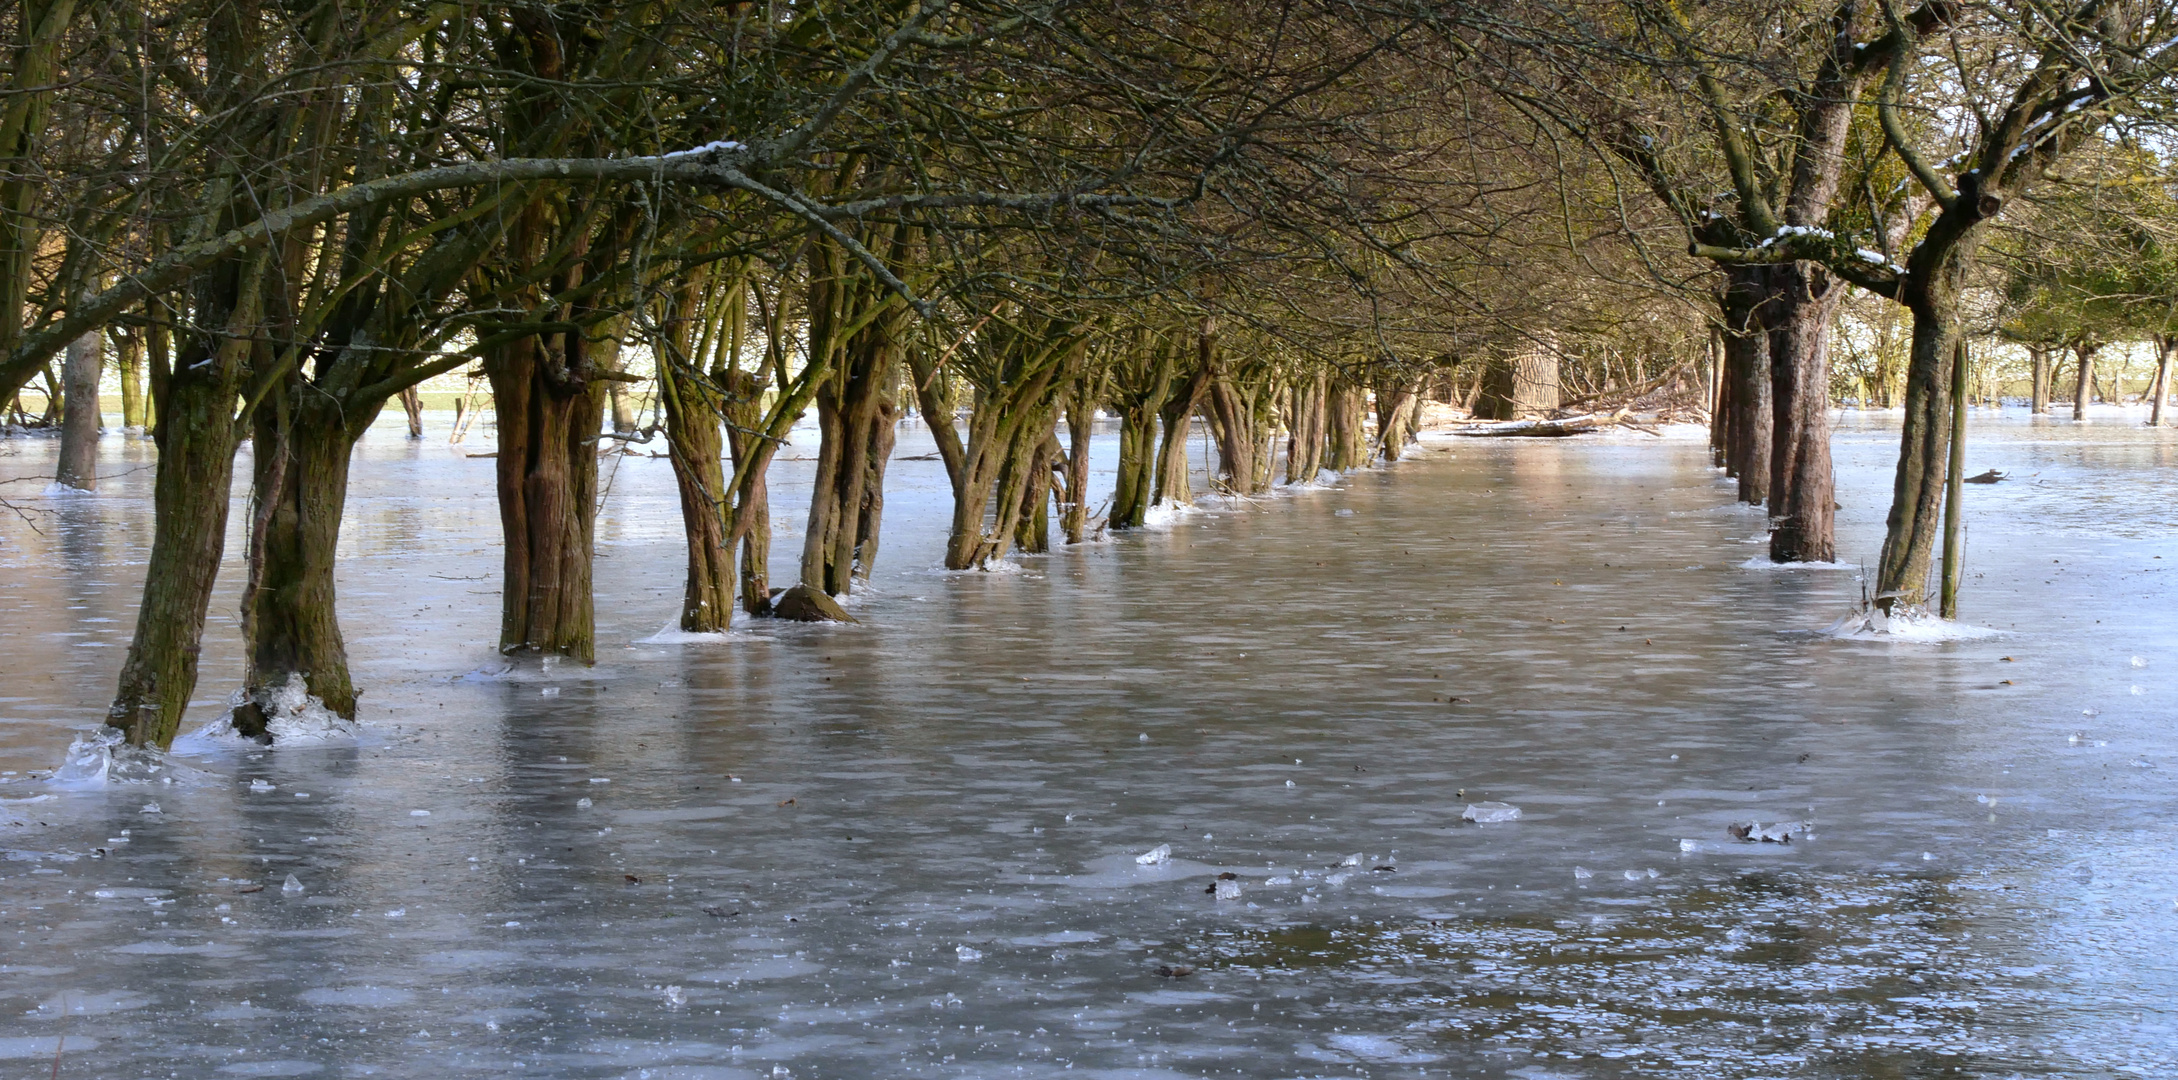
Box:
1452 409 1637 438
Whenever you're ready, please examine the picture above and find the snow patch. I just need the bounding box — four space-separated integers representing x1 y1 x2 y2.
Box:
636 618 737 645
1819 605 2001 642
1739 556 1859 571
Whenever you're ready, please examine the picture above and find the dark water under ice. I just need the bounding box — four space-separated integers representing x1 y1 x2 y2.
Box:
1 407 2174 1079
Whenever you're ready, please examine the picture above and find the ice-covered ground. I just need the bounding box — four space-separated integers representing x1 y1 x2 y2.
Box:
1 406 2174 1078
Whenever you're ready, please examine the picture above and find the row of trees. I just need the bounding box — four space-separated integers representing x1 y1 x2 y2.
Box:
6 0 2177 749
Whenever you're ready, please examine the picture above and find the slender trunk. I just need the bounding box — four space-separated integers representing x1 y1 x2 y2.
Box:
56 325 100 489
608 381 637 433
398 385 424 438
1205 375 1265 493
2072 343 2094 421
1060 379 1094 542
144 312 170 438
2152 336 2173 427
116 327 145 431
1708 327 1728 465
1939 338 1969 619
1765 262 1841 563
2029 347 2051 414
800 328 901 595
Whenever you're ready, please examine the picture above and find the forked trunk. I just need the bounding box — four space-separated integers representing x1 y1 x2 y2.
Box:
399 386 424 438
1323 380 1368 471
658 357 734 633
1284 373 1325 484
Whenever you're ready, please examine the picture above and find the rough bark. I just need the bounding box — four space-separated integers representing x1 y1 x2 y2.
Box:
657 340 734 633
55 326 100 490
1058 377 1096 542
1152 329 1213 505
1283 372 1326 484
485 330 606 661
1765 262 1842 563
1323 379 1369 471
234 385 371 734
1472 341 1560 421
108 256 263 748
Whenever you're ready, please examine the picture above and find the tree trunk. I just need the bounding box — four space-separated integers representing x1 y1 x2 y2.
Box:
1322 379 1369 471
399 385 424 438
2072 342 2095 421
657 351 734 633
723 366 775 615
2152 336 2173 427
1373 383 1418 462
1722 268 1771 501
55 325 100 490
1284 371 1326 484
115 326 145 431
2029 347 2051 414
1473 340 1560 420
234 386 370 734
800 324 902 596
1059 378 1095 542
1764 262 1841 563
1153 333 1212 505
1708 327 1728 466
1205 375 1267 494
108 258 263 748
485 332 605 661
1111 404 1158 528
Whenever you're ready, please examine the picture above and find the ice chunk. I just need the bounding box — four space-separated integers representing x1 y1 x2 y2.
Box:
1337 853 1362 867
540 687 560 697
52 729 122 787
1135 844 1171 865
140 802 160 814
1461 801 1521 823
576 797 593 808
385 908 405 918
411 809 431 817
1678 838 1707 853
955 945 983 961
282 874 304 895
1214 879 1243 901
1573 866 1593 880
661 985 687 1007
1325 871 1354 886
2132 656 2148 668
1728 821 1800 843
250 779 276 794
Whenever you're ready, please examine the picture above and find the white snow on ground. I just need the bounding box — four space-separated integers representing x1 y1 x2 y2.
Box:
1740 556 1859 571
1820 605 2003 642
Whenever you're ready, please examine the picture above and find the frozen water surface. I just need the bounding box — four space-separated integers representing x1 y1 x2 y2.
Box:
1 407 2175 1078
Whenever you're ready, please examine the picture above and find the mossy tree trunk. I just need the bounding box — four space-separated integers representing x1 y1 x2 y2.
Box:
1108 329 1175 528
109 255 266 748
